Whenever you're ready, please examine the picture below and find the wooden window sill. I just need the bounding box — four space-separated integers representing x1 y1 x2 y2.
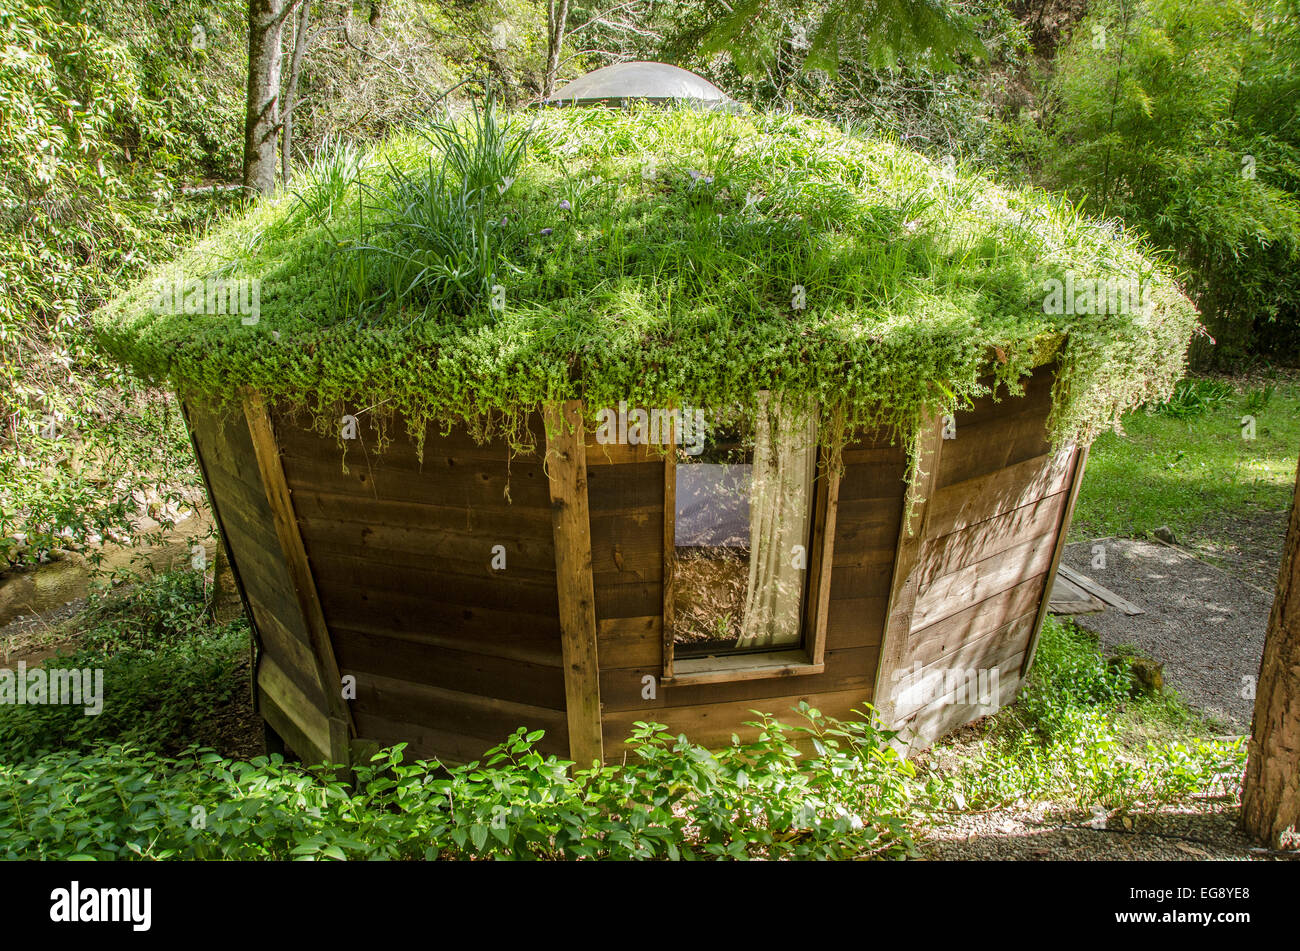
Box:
662 650 824 686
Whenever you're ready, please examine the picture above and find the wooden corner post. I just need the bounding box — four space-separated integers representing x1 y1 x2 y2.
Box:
544 400 605 768
872 413 946 732
242 390 355 766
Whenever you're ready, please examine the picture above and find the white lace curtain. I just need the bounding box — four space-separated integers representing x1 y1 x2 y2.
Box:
736 392 817 649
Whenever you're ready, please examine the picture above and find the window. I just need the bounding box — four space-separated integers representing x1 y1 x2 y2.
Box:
663 394 834 682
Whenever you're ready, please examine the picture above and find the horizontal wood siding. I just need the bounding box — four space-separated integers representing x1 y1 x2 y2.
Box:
892 364 1077 750
274 411 569 759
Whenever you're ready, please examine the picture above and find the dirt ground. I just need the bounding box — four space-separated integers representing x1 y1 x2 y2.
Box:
918 799 1269 860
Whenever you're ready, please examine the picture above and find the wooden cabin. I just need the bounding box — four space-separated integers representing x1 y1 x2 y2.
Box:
185 358 1085 767
97 84 1195 768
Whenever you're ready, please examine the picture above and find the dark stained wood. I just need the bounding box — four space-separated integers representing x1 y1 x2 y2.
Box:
350 670 569 755
803 456 841 666
600 646 878 711
243 390 354 763
246 591 329 707
257 652 333 761
602 687 873 752
333 627 567 709
598 614 663 670
317 583 563 662
907 574 1045 666
892 618 1035 721
290 489 555 535
895 661 1024 753
825 596 891 651
308 549 560 615
918 490 1068 586
662 432 676 682
936 410 1053 489
544 400 605 767
279 450 552 509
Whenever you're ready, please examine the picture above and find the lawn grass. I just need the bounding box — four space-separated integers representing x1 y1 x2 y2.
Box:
1070 375 1300 544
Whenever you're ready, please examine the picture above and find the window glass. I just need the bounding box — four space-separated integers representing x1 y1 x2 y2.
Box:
670 394 817 657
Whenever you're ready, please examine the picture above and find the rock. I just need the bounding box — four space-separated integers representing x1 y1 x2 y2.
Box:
1108 654 1165 696
1154 525 1177 544
1130 657 1165 695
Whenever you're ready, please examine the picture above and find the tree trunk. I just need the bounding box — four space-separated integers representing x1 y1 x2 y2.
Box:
1242 448 1300 849
544 0 570 99
281 0 312 184
244 0 285 195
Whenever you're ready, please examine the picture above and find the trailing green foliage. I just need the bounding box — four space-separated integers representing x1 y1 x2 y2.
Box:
0 707 916 860
93 102 1199 463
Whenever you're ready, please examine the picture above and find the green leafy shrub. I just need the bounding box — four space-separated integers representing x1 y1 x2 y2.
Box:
79 569 220 654
1041 0 1300 366
0 627 247 760
0 706 917 860
920 618 1247 812
0 569 247 759
1149 377 1235 420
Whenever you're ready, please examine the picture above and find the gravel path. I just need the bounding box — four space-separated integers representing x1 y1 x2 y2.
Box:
919 800 1265 860
1060 538 1272 731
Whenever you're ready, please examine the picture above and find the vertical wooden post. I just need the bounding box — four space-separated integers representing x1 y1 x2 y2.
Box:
1020 443 1089 679
243 390 354 765
662 419 678 682
544 400 605 768
872 414 946 731
802 447 841 667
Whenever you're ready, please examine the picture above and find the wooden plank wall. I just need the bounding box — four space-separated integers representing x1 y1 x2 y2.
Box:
591 428 908 755
888 364 1081 751
273 411 570 763
185 401 335 762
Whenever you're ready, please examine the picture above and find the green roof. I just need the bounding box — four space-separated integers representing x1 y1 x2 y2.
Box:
93 104 1198 454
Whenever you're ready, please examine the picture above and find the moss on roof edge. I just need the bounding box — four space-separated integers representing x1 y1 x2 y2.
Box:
91 105 1200 463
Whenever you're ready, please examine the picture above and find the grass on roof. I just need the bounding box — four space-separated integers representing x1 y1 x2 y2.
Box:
92 100 1199 458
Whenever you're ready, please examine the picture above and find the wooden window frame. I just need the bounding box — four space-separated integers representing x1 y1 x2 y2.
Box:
661 436 839 686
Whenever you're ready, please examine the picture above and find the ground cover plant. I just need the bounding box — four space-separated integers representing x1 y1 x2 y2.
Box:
0 708 917 861
0 571 250 759
916 618 1247 816
92 100 1199 472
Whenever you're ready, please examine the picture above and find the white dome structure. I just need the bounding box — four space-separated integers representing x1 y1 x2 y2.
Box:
546 62 738 110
